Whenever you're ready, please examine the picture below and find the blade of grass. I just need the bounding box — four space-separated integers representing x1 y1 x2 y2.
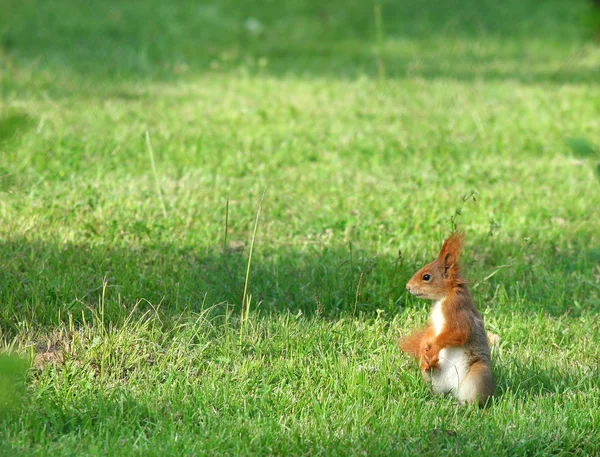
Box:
240 189 266 344
223 197 230 254
145 130 168 219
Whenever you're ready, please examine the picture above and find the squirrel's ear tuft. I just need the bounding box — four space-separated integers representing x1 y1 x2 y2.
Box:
438 232 464 279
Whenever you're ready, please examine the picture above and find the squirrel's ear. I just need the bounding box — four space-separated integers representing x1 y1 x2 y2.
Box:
442 252 456 278
438 232 464 279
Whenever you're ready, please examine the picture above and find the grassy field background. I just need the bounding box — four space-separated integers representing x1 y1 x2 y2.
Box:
1 0 600 455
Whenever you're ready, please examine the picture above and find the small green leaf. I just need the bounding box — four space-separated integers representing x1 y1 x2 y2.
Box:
0 112 34 145
0 354 28 417
565 137 599 159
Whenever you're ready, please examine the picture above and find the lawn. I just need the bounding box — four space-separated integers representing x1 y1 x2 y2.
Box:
1 0 599 455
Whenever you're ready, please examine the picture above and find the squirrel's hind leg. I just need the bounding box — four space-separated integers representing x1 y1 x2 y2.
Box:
458 360 494 406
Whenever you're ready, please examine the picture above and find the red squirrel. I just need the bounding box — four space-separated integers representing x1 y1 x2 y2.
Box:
399 233 494 405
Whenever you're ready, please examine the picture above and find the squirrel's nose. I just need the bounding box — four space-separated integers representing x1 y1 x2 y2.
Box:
406 285 411 291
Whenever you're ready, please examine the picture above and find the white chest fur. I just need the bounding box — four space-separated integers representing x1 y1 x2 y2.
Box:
430 299 446 336
429 298 470 395
431 347 470 395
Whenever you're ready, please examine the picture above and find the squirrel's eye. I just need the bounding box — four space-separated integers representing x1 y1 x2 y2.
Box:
423 274 431 281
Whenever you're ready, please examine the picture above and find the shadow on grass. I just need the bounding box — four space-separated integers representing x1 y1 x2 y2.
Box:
492 359 585 401
0 0 597 91
12 387 162 446
0 238 407 333
1 229 598 335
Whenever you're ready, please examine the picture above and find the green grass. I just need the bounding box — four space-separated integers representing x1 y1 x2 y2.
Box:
1 0 600 455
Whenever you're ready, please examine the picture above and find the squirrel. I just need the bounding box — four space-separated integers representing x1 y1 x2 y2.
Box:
399 233 494 406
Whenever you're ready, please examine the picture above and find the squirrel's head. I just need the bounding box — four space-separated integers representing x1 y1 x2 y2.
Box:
406 232 465 300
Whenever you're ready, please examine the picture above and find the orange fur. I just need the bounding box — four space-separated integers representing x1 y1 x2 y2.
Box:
437 232 465 286
399 326 428 357
399 232 494 405
423 289 471 369
399 326 436 371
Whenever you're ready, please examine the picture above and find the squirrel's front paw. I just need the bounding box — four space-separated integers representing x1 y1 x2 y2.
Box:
420 343 440 371
425 353 439 371
420 360 431 372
